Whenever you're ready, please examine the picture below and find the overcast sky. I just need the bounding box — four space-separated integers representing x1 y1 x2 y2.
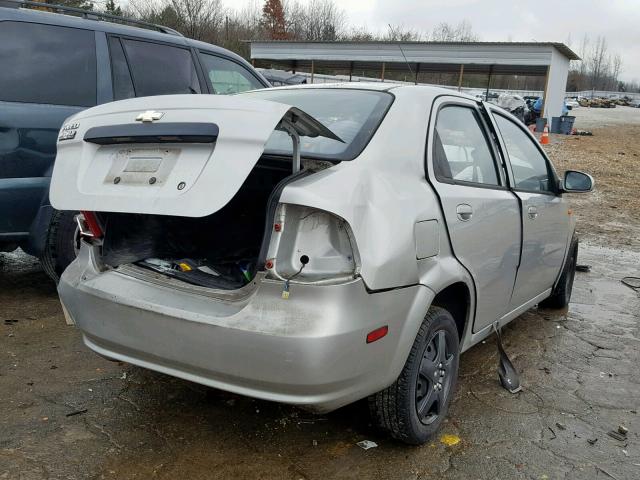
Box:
225 0 640 82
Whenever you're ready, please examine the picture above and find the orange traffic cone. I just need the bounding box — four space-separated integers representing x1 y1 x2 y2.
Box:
540 124 550 145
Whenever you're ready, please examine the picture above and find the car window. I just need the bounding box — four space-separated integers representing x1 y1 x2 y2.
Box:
199 53 263 94
494 114 553 192
238 89 393 161
108 37 135 100
121 39 201 97
0 21 96 106
433 106 500 186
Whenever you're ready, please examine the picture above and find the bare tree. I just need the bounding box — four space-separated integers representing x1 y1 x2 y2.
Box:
285 0 345 41
169 0 225 40
589 36 608 90
383 24 422 42
430 20 478 42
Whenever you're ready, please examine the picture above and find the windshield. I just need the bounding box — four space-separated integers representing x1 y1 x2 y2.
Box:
237 89 393 161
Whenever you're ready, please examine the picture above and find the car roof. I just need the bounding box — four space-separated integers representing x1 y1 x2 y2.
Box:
0 5 252 67
256 82 481 102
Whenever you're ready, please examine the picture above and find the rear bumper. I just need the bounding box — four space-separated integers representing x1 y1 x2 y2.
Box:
59 245 433 412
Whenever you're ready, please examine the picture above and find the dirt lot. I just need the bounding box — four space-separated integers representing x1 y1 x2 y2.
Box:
544 106 640 251
1 107 639 480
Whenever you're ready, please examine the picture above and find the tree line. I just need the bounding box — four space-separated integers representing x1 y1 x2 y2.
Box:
567 35 636 93
45 0 637 93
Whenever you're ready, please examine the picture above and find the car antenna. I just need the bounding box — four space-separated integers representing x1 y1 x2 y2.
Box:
390 24 414 77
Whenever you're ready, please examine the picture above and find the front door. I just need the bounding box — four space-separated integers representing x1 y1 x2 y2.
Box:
490 111 570 309
427 98 521 332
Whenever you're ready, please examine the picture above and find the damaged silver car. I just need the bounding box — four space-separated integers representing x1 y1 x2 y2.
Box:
51 84 593 444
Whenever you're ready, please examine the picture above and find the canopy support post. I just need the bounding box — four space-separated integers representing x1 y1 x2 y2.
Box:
485 65 493 100
458 64 464 91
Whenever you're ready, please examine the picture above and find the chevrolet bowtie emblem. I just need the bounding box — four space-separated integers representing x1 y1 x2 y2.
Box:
135 110 164 122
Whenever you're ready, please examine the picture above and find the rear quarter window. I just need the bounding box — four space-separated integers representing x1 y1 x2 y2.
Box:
0 21 96 106
120 38 201 97
199 52 263 94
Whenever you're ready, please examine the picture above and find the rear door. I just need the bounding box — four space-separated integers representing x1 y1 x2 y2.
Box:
489 110 570 309
107 36 203 101
0 20 96 235
427 97 521 332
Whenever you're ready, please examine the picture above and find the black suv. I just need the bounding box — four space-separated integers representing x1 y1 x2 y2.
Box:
0 1 269 280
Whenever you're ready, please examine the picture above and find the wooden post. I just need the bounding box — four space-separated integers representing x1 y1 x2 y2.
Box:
310 60 315 84
485 65 493 100
414 63 420 85
381 62 385 82
349 61 354 82
457 64 464 91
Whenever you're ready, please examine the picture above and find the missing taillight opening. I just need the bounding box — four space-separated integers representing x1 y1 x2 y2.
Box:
79 211 104 238
265 204 360 285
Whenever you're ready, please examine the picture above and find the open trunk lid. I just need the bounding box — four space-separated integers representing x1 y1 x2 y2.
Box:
50 94 338 217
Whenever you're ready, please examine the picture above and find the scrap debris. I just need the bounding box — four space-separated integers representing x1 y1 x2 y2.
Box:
440 434 461 446
356 440 378 450
65 408 88 417
607 430 627 442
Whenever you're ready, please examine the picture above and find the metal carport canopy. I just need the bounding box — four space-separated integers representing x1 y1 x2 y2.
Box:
250 41 580 118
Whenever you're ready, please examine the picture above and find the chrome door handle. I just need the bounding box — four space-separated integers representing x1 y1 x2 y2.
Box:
456 204 473 221
527 206 538 219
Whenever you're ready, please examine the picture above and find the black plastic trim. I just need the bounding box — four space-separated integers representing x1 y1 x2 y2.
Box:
84 122 219 145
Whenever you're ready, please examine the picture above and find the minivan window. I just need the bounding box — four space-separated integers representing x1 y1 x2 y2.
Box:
0 22 96 106
108 37 135 100
433 106 500 186
200 53 263 94
237 89 393 161
494 114 554 192
121 39 201 97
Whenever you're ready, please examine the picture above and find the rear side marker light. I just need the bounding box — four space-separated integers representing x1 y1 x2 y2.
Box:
366 326 389 344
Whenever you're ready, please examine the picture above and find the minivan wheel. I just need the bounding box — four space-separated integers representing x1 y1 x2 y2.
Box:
40 210 80 283
369 306 460 445
539 237 578 309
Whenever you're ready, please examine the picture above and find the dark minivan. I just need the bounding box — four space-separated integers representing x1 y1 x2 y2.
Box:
0 1 269 280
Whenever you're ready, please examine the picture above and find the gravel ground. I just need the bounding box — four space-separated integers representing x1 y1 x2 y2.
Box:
544 106 640 251
1 107 639 480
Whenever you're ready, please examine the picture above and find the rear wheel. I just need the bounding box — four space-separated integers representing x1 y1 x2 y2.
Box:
539 237 578 309
369 306 460 445
40 210 80 283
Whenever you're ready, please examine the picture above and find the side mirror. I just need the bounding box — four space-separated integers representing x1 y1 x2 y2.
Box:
562 170 594 193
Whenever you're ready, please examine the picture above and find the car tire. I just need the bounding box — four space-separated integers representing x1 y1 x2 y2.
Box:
40 210 80 283
369 306 460 445
539 236 578 309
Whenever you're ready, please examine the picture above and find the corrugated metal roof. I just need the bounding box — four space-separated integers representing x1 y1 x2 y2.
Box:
250 40 580 61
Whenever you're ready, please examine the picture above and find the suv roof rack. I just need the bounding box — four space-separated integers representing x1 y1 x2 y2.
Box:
1 0 184 36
